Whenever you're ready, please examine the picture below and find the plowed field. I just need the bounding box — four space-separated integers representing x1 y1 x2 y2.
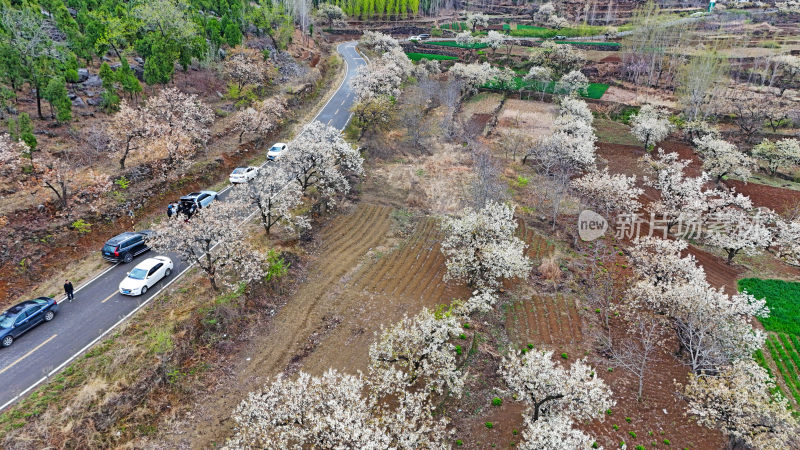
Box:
516 218 555 260
505 294 584 346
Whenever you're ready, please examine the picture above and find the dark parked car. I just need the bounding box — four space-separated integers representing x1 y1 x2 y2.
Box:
102 230 152 263
0 297 59 347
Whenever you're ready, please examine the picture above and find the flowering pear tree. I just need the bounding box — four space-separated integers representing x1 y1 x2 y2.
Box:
482 30 506 56
630 104 674 151
529 41 585 77
556 70 588 96
351 48 412 102
231 96 286 143
681 119 719 143
224 47 274 89
108 101 154 169
518 416 596 450
230 166 307 236
316 3 345 28
559 97 593 125
226 369 450 448
628 237 705 291
694 135 754 184
640 149 709 232
466 12 489 31
359 30 400 54
681 359 800 449
449 62 499 96
774 218 800 265
704 207 772 263
440 201 531 290
501 349 612 449
283 121 363 208
148 201 265 291
368 307 464 397
571 168 643 216
752 138 800 176
144 88 214 178
524 66 553 99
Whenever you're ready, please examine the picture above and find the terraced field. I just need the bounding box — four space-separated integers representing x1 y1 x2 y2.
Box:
516 218 555 260
505 294 584 346
354 217 465 305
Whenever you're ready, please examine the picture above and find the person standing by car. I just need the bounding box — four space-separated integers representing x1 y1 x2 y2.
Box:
64 280 74 302
167 203 175 218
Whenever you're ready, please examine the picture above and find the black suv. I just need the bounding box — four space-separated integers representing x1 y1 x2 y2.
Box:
102 230 152 263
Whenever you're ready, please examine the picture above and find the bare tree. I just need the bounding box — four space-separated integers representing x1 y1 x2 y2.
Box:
611 313 666 401
470 147 506 209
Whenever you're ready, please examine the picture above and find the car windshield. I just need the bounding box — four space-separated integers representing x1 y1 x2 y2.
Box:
0 313 15 329
232 168 246 174
269 146 282 152
103 244 116 252
129 268 148 280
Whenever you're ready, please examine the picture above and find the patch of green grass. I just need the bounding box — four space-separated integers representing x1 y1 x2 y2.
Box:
405 52 459 61
426 40 488 49
738 278 800 336
554 41 621 48
482 77 608 99
509 24 608 38
594 119 640 146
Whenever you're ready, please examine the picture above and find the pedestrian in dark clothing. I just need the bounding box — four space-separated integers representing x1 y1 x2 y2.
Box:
167 203 175 218
64 280 74 302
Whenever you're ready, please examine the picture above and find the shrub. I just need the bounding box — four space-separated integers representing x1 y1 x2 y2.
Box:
625 417 632 423
456 439 463 446
455 345 463 355
71 219 91 234
527 343 534 349
485 422 494 429
613 424 619 430
264 250 289 283
636 446 646 450
492 397 503 406
629 431 637 438
516 176 530 187
592 443 599 449
663 439 671 445
561 352 568 359
114 176 131 190
459 333 467 339
463 323 471 329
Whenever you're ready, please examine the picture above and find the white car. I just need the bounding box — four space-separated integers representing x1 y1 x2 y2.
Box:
119 256 173 296
229 166 259 183
267 142 287 161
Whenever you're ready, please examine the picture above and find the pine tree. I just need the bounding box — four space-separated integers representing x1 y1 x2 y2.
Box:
43 78 72 123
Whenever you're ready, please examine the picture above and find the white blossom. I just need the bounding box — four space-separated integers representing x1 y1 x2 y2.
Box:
752 138 800 176
681 359 800 449
704 207 773 263
774 218 800 266
630 104 674 150
359 30 401 54
231 96 286 143
0 133 26 175
230 165 308 235
502 348 612 450
556 70 588 96
226 368 450 449
466 12 489 30
351 48 412 102
518 415 598 450
440 201 531 290
283 121 363 209
571 168 643 216
148 201 264 290
455 31 475 48
482 30 506 54
694 135 754 183
368 307 464 397
559 97 593 125
449 62 499 96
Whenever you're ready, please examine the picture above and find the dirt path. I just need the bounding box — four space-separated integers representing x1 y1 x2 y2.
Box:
159 202 471 448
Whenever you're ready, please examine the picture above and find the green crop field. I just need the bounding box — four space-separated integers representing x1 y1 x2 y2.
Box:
426 40 488 49
440 22 468 31
482 77 609 99
405 52 459 61
509 24 608 39
553 41 621 48
739 278 800 336
739 278 800 407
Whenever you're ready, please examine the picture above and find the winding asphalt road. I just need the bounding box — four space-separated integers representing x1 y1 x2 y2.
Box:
0 41 365 411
